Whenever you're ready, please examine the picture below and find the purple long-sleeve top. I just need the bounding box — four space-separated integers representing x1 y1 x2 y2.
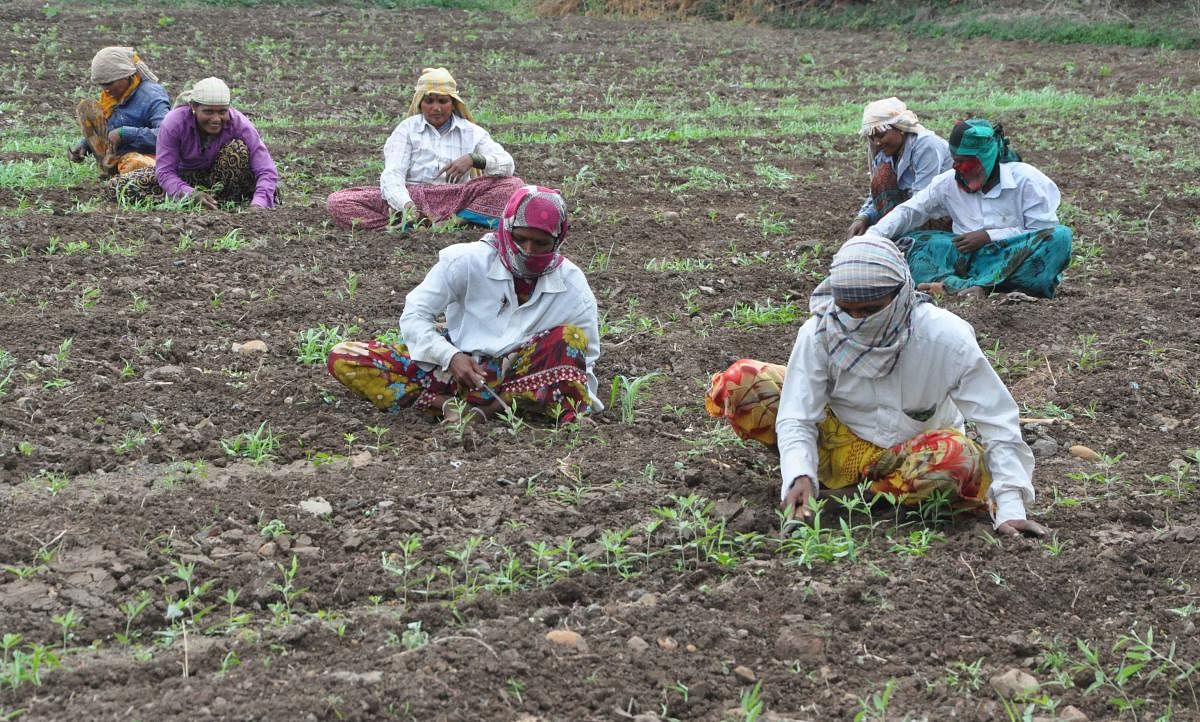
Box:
154 105 278 208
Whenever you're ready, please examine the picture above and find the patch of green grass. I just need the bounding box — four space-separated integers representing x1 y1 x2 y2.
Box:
0 159 95 189
769 2 1197 49
294 324 359 365
724 299 802 328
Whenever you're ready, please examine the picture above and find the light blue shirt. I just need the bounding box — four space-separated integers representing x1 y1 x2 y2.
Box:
856 130 951 224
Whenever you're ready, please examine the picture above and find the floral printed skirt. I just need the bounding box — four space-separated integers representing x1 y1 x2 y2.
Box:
326 324 592 422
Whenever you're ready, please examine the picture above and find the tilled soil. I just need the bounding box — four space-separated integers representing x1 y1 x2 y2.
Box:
1 2 1199 720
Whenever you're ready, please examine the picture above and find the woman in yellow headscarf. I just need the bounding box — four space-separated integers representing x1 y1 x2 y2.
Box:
326 67 523 231
68 46 170 177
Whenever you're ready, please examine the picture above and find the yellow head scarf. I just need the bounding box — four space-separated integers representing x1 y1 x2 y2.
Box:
407 67 474 123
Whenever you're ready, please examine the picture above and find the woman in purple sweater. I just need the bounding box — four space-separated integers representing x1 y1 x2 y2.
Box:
113 77 278 210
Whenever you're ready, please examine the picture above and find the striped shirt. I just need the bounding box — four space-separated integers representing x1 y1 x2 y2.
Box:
379 114 514 211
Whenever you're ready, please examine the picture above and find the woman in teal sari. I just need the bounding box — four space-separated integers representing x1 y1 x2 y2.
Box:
869 119 1072 298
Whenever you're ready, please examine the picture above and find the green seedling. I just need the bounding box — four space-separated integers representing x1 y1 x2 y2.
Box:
609 371 661 424
221 421 280 463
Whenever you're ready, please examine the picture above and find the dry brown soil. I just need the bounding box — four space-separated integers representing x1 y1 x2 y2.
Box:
1 2 1199 720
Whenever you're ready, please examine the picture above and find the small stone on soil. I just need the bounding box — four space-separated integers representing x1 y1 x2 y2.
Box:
657 636 678 651
1031 438 1058 458
545 629 586 650
732 665 756 683
1068 445 1101 461
989 668 1039 699
299 496 333 516
232 340 268 354
627 635 649 653
775 628 825 663
146 365 186 382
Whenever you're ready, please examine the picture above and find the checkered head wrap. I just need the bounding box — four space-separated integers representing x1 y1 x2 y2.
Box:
489 185 570 280
407 67 475 123
810 235 925 378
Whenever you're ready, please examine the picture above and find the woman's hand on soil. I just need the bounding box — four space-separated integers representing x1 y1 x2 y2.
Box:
781 475 815 523
952 230 990 252
847 217 869 239
437 155 474 183
449 352 488 391
193 191 219 210
995 519 1049 538
400 202 427 225
67 142 87 163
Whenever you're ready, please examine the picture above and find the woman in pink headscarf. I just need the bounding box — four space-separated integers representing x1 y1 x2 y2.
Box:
327 185 602 423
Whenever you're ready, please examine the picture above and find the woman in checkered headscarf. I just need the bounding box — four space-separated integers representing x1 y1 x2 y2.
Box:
707 236 1048 538
327 67 525 232
327 185 602 425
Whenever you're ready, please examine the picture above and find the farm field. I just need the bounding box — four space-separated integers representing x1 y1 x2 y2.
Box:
1 1 1199 719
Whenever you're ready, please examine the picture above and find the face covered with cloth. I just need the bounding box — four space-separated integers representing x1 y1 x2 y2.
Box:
489 185 570 280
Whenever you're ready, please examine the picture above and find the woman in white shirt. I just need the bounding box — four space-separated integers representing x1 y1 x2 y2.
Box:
869 119 1073 298
846 97 951 239
327 185 602 424
327 67 524 231
706 236 1047 537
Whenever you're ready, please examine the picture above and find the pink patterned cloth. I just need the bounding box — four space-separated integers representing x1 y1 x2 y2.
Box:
490 184 569 279
326 175 524 230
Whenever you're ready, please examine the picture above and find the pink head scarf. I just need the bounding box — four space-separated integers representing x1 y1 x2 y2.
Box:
491 185 570 279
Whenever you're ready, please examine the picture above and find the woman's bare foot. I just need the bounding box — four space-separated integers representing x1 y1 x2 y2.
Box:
916 281 947 296
956 285 987 300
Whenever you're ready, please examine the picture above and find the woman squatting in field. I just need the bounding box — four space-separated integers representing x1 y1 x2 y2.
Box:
112 77 279 210
705 236 1048 538
867 118 1073 299
846 97 952 240
327 185 603 424
326 67 524 231
69 46 170 179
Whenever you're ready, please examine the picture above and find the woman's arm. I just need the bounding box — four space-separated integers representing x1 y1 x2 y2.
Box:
235 112 279 208
776 322 830 501
948 339 1035 528
399 252 467 369
869 178 945 239
154 111 194 200
380 121 416 211
471 127 515 177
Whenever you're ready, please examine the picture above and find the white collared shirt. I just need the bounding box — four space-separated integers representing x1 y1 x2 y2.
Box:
379 114 516 211
871 162 1060 242
399 238 603 410
776 304 1034 527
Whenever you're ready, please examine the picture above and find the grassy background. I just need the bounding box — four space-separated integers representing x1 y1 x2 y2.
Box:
51 0 1200 47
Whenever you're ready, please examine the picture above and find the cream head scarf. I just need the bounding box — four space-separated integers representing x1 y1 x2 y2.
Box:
90 46 158 85
175 77 231 107
859 97 926 137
